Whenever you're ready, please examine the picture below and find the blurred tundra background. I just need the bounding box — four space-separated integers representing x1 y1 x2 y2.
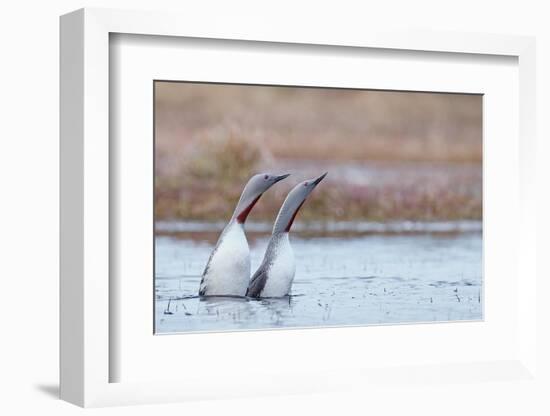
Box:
154 82 482 224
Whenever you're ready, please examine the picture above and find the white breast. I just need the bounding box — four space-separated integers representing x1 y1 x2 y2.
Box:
201 222 250 296
261 233 296 297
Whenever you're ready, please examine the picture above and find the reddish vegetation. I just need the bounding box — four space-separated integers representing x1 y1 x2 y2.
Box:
154 82 482 222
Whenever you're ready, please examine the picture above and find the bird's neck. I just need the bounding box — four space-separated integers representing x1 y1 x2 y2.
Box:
272 200 305 235
231 194 261 224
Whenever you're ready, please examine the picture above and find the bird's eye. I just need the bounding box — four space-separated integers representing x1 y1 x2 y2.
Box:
264 175 269 180
304 182 308 186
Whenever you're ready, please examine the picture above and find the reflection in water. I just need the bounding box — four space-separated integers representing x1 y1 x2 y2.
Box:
155 225 483 334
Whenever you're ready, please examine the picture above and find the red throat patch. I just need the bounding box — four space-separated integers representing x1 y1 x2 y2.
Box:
236 195 262 224
285 201 305 232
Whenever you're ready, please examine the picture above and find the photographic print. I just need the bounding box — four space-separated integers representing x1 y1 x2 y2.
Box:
154 81 482 334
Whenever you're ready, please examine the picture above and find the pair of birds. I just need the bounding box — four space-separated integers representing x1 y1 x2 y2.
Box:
198 172 327 298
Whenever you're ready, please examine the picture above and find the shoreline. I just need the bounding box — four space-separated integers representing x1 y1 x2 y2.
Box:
156 219 483 237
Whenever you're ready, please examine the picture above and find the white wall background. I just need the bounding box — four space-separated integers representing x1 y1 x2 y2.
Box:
0 1 548 414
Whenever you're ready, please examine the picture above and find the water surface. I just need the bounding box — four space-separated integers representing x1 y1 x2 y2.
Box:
155 222 482 334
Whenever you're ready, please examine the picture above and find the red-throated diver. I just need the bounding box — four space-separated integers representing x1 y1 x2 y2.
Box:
198 173 290 296
246 173 327 298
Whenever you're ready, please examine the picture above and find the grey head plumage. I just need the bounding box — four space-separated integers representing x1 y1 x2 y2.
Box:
230 173 290 224
272 172 328 234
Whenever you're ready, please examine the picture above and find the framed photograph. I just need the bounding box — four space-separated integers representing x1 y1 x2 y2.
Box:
60 8 537 407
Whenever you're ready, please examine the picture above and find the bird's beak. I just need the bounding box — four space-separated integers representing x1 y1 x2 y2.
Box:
312 172 328 186
274 173 291 183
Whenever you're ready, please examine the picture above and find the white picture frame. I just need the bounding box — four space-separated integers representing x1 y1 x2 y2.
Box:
60 7 537 407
